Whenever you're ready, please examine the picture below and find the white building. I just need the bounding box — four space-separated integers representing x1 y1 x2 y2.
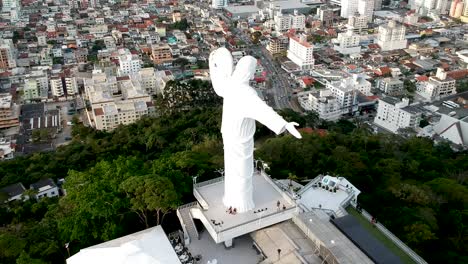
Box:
376 20 407 51
348 14 368 32
287 34 314 71
358 0 375 21
417 68 456 101
131 68 163 95
30 178 59 200
84 70 155 131
333 30 361 55
118 48 141 76
274 10 305 31
212 0 228 9
327 79 359 114
412 0 449 15
51 76 78 97
1 0 20 12
374 97 421 133
433 114 468 146
377 78 404 95
298 90 342 121
341 0 359 18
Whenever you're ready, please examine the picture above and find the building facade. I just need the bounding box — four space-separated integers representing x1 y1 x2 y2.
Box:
333 30 361 55
374 97 421 133
287 34 314 71
376 20 407 51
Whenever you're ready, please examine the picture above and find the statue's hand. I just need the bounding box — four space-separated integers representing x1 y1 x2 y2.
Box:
285 122 302 139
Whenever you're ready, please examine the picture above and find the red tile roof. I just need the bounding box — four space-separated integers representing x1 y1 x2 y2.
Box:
94 108 104 116
416 75 429 82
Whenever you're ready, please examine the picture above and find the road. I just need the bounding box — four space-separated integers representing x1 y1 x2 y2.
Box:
234 28 300 111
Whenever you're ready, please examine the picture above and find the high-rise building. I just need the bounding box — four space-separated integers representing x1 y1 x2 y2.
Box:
118 49 141 76
450 0 465 17
358 0 374 21
212 0 228 9
0 39 16 70
341 0 359 18
333 29 361 55
374 0 383 10
412 0 449 15
376 20 407 51
327 79 359 114
287 34 314 71
342 0 375 20
317 5 335 28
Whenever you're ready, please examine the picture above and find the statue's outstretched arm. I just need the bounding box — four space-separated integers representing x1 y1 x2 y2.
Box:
246 94 301 139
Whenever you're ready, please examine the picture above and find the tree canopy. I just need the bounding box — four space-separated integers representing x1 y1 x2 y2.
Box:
0 105 467 263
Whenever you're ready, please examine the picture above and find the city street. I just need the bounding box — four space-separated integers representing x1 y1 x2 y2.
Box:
234 29 300 111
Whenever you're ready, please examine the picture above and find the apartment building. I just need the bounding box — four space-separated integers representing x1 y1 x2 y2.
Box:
0 94 19 129
266 36 289 55
374 97 421 133
327 79 359 114
85 70 155 131
376 20 407 51
333 30 361 55
377 78 404 95
417 68 456 101
50 76 78 97
287 34 314 71
298 90 342 121
348 14 368 32
130 68 163 95
24 74 49 101
118 48 141 76
358 0 375 21
151 44 172 65
274 10 305 31
0 38 16 70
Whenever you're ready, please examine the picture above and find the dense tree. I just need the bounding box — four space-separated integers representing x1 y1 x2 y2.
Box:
0 107 467 263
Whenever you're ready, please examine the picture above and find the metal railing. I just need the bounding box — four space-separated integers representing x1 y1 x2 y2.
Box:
194 176 224 188
354 205 428 264
219 206 297 234
177 201 199 210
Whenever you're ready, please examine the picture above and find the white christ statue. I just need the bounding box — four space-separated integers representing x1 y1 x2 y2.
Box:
209 48 302 213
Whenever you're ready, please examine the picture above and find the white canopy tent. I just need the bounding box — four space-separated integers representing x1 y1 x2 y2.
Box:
67 225 182 264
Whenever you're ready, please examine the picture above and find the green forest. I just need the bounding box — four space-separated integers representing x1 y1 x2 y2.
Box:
0 84 467 263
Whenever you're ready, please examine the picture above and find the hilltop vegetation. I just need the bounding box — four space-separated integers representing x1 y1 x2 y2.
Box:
0 81 466 263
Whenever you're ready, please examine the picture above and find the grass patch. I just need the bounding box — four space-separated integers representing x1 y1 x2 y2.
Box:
346 207 416 264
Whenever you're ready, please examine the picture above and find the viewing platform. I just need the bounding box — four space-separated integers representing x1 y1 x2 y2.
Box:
191 171 298 247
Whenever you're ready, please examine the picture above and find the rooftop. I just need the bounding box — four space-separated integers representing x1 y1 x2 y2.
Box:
194 172 296 236
0 182 26 198
67 225 181 264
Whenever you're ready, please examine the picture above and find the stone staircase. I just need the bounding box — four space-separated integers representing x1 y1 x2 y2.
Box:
176 202 199 244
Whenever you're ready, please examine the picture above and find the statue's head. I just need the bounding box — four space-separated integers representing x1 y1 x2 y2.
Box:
232 56 257 83
209 47 234 96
